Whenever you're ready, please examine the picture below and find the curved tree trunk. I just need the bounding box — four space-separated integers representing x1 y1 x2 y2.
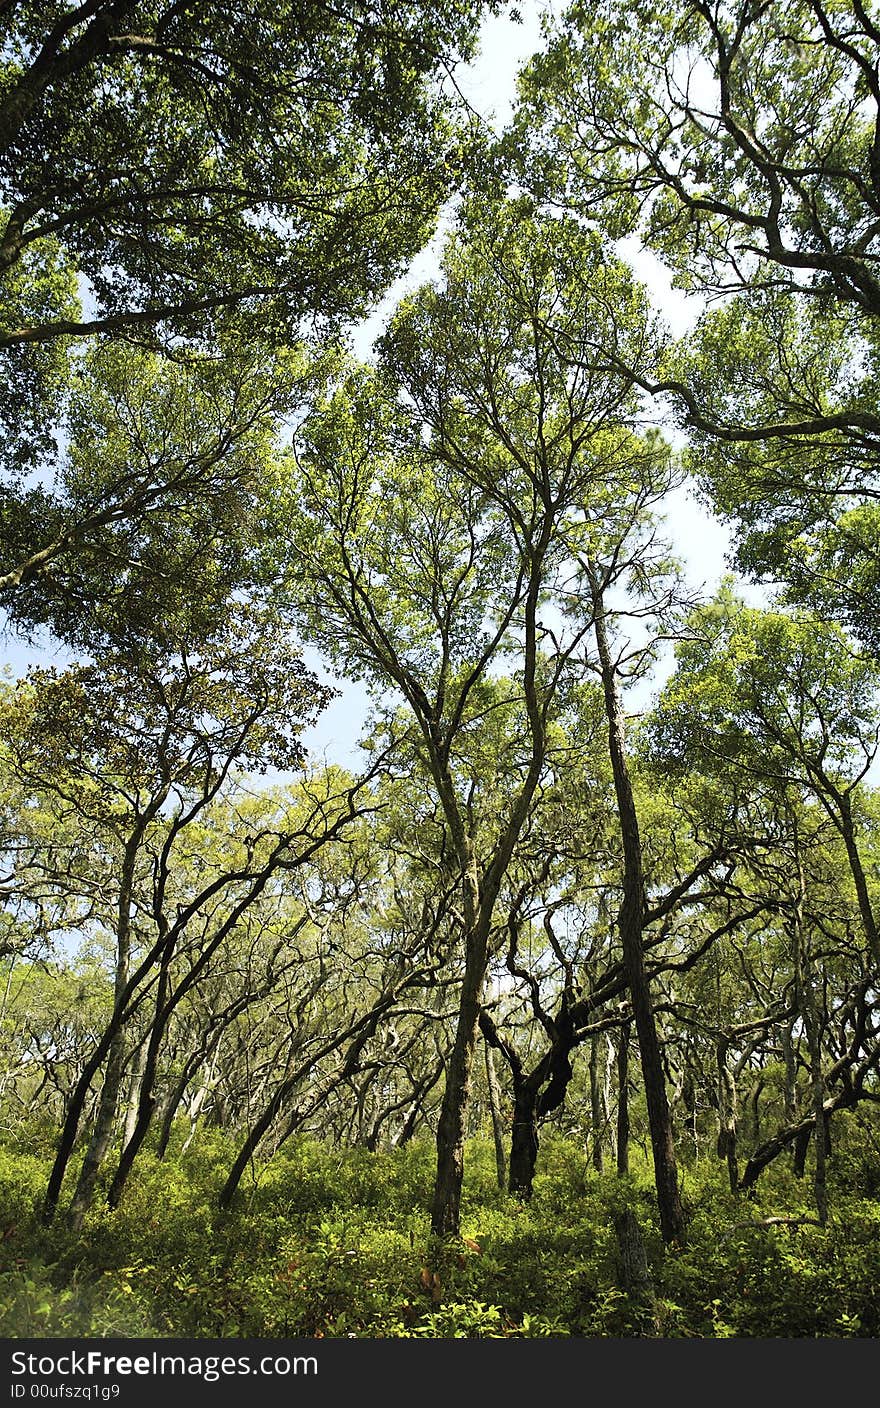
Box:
66 828 143 1230
107 945 174 1208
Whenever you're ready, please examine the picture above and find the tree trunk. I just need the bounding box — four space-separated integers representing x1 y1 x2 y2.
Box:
589 1034 604 1173
42 800 169 1224
614 1208 653 1299
430 932 488 1235
716 1038 739 1193
746 1075 764 1147
106 943 175 1208
484 1038 506 1191
792 829 828 1224
156 1060 199 1159
66 1037 129 1231
592 580 685 1244
781 1023 797 1122
616 1024 630 1177
507 1074 540 1199
67 832 145 1230
804 991 828 1222
492 1024 576 1200
739 1069 868 1191
122 1039 148 1146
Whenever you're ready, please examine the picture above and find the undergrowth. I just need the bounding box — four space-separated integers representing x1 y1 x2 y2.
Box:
1 1129 877 1338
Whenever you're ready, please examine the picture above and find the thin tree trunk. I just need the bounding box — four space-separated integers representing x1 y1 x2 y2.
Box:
66 1039 128 1231
156 1058 200 1159
791 828 828 1225
616 1024 630 1177
218 998 395 1209
793 1125 810 1178
106 946 174 1208
836 792 880 966
484 1037 506 1190
430 931 488 1235
67 829 143 1230
123 1039 148 1146
592 578 685 1244
716 1037 739 1193
747 1075 764 1147
780 1020 800 1175
43 792 169 1224
589 1034 604 1173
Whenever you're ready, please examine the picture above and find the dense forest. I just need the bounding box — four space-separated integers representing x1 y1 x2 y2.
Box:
1 0 880 1340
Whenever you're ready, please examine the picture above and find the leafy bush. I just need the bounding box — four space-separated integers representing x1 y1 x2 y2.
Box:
1 1129 878 1338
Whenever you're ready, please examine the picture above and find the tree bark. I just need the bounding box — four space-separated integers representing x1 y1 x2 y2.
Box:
122 1039 147 1147
616 1024 630 1177
430 931 487 1235
589 1034 604 1173
591 578 685 1244
484 1037 506 1191
66 1037 129 1231
613 1208 653 1300
716 1037 739 1193
507 1075 541 1200
67 824 145 1230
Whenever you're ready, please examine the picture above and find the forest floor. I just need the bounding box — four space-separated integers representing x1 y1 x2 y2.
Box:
1 1128 878 1338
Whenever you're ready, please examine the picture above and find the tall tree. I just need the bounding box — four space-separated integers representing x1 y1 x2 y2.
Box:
273 194 674 1235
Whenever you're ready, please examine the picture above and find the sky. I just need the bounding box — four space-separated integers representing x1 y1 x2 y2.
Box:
2 0 744 767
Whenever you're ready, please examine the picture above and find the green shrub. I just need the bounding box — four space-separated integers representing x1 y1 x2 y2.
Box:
1 1126 877 1338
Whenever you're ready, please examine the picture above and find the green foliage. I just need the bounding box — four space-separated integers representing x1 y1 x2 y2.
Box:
663 1161 880 1338
509 0 880 652
0 1 488 348
0 231 78 474
0 1261 154 1338
0 1 491 664
2 342 318 651
649 588 880 793
390 1301 566 1338
3 1131 879 1338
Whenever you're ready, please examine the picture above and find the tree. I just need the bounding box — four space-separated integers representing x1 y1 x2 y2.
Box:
649 589 880 1192
272 192 690 1236
0 603 340 1222
0 956 112 1129
0 339 317 650
651 590 880 963
511 0 880 639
